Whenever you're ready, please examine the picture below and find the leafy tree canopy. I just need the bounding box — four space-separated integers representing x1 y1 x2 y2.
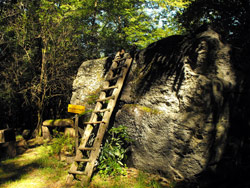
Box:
177 0 250 49
0 0 191 133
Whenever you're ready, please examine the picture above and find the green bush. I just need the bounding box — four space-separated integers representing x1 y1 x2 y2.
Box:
47 129 75 156
98 125 132 177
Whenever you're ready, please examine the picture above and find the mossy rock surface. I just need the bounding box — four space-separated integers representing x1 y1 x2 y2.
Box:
114 27 236 180
42 119 74 127
123 104 162 115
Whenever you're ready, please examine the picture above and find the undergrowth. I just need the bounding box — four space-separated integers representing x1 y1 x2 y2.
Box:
0 143 69 188
135 171 163 188
45 129 75 156
97 125 132 177
0 131 175 188
91 171 164 188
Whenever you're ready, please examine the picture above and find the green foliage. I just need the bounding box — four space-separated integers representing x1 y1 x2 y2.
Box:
98 125 132 177
46 129 75 156
86 94 99 105
0 144 69 187
120 0 191 49
0 0 84 131
177 0 250 46
134 171 163 188
16 135 24 141
0 0 191 131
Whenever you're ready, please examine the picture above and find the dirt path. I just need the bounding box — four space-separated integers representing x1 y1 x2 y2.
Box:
0 139 71 188
0 138 170 188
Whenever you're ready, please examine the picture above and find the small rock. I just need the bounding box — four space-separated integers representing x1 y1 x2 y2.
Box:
22 129 31 140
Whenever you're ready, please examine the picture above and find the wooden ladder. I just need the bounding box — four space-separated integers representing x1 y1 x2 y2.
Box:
66 56 133 185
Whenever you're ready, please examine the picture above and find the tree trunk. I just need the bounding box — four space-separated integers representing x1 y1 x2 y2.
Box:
35 41 48 137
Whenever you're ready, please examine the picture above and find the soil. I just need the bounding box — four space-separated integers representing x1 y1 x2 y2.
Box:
0 137 70 188
0 137 171 188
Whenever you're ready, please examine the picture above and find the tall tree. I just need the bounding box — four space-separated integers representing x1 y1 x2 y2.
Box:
177 0 250 48
29 0 86 135
0 0 191 134
0 0 84 133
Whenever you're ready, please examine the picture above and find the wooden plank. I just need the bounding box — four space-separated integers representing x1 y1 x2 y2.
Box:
111 64 127 71
75 115 79 150
83 121 106 125
96 95 115 102
83 58 133 182
101 86 118 91
67 57 133 185
93 108 110 113
43 119 74 127
106 74 122 81
78 147 95 151
66 59 119 184
74 159 91 162
68 170 86 175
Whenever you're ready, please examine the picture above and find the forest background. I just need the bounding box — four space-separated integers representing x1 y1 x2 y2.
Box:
0 0 249 136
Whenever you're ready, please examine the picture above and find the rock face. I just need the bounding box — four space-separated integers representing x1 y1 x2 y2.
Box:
70 57 112 112
71 27 236 180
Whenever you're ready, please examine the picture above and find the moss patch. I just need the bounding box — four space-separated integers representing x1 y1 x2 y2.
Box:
123 104 162 115
84 87 102 105
43 119 73 127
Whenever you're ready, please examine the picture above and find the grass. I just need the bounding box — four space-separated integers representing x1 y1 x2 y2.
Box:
89 169 169 188
15 135 23 141
0 138 173 188
0 141 70 188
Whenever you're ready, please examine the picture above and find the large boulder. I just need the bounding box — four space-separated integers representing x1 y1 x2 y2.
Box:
70 57 112 106
70 57 112 123
71 26 236 180
114 26 236 180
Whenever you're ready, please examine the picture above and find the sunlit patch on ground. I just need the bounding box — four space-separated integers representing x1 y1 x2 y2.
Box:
2 178 46 188
0 138 169 188
0 143 69 188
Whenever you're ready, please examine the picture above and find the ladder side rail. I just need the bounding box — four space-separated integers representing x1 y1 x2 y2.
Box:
66 57 132 185
66 60 119 183
77 60 119 150
83 57 133 182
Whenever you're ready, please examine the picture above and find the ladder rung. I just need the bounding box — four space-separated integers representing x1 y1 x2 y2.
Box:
67 57 134 184
93 108 110 113
101 86 118 91
68 170 86 175
83 121 106 125
74 158 91 162
111 64 127 71
106 74 123 81
96 95 115 102
113 58 126 63
78 147 95 151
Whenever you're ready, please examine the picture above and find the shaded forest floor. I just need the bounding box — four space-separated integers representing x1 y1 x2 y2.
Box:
0 137 171 188
2 136 250 188
0 138 70 188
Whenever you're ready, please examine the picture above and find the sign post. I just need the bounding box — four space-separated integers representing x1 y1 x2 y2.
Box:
68 104 85 151
74 115 79 150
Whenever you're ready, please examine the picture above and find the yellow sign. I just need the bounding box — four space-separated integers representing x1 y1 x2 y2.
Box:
68 104 85 114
